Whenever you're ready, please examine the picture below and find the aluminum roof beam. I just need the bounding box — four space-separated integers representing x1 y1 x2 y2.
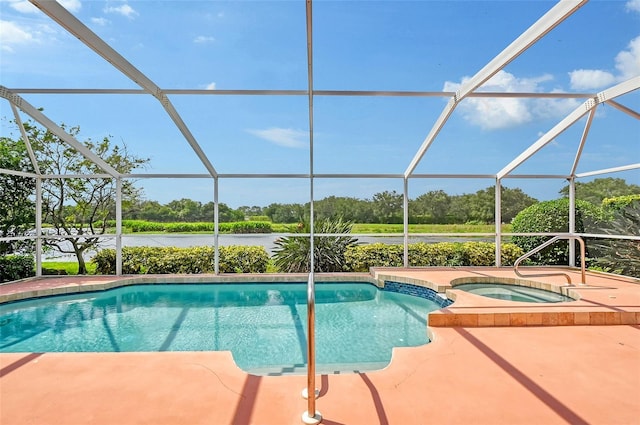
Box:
605 100 640 120
570 108 596 176
576 163 640 178
497 76 640 179
1 86 121 177
8 88 598 99
0 168 39 179
404 0 587 178
11 104 40 175
30 0 218 178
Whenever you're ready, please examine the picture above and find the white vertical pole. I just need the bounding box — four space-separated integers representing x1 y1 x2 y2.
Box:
568 178 576 267
302 0 321 423
35 177 42 277
403 178 409 268
495 178 502 267
214 177 219 275
116 177 122 275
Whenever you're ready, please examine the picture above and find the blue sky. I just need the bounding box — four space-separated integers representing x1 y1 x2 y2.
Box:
1 0 639 208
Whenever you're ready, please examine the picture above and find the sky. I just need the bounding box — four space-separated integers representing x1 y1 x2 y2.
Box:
1 0 639 208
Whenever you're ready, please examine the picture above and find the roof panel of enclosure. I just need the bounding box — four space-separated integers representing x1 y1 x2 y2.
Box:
0 0 638 206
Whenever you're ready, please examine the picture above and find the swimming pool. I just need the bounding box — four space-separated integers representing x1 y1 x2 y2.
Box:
0 282 445 375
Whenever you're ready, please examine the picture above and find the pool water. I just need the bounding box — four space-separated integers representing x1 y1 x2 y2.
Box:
454 283 574 303
0 283 442 374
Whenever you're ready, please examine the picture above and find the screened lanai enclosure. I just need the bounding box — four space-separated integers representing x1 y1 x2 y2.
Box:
1 1 639 421
1 0 638 274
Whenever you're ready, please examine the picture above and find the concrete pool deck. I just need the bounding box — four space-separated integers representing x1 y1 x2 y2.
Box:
1 267 639 424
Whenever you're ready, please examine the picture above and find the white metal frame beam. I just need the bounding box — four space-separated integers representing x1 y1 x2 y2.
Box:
569 108 596 176
7 87 601 99
497 76 640 179
404 0 588 177
606 99 640 120
1 86 120 177
576 163 640 178
29 0 218 178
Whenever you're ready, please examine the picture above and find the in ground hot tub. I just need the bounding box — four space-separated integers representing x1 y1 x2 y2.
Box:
450 277 575 303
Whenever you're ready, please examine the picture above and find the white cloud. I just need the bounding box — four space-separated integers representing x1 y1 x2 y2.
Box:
205 82 216 90
569 69 616 90
443 70 559 130
8 0 39 13
614 35 640 80
194 35 215 44
247 128 308 148
569 35 640 90
58 0 82 13
10 0 82 13
0 19 34 52
91 17 109 26
625 0 640 13
104 3 138 19
533 92 581 120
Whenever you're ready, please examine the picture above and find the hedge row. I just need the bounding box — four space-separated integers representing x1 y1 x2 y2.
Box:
88 241 519 275
101 220 273 234
344 242 524 272
92 246 269 274
0 255 35 283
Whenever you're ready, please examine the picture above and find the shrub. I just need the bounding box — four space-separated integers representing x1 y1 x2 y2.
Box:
124 220 167 232
344 242 523 272
219 246 269 273
602 194 640 213
230 221 272 234
164 222 214 233
272 219 359 272
511 199 603 265
92 245 269 274
0 255 35 282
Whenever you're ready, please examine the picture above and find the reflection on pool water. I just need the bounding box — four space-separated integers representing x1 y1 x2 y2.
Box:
454 283 574 303
0 282 443 374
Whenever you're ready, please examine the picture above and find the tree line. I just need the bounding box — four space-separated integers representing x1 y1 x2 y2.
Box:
124 186 538 224
123 178 640 225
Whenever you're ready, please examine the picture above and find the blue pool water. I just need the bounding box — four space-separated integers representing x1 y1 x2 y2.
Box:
0 282 443 374
454 283 574 303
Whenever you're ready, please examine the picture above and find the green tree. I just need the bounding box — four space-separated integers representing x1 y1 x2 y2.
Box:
23 121 148 274
560 177 640 205
315 196 375 223
447 194 473 224
501 186 538 223
0 137 36 254
166 198 204 221
410 190 451 223
264 203 306 223
209 202 245 222
237 205 264 219
372 190 403 223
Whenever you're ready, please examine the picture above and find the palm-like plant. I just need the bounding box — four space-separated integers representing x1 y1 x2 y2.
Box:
589 201 640 278
272 218 359 272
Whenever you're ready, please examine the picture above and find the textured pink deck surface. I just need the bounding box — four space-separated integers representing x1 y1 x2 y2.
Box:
1 268 639 425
